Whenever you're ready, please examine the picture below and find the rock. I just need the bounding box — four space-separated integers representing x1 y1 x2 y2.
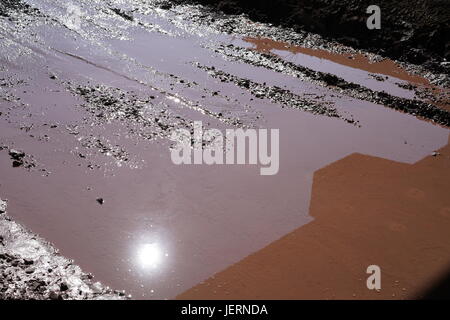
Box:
159 2 172 10
91 282 103 294
9 149 25 167
29 280 46 291
25 267 35 274
111 8 133 21
96 198 104 205
0 199 7 213
12 160 24 167
60 282 69 291
432 152 440 157
49 291 60 300
8 149 25 160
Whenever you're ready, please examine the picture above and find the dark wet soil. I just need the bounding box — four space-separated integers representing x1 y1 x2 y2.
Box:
173 0 450 74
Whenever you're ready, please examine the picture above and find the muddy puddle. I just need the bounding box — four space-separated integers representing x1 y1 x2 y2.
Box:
0 0 449 299
179 134 450 300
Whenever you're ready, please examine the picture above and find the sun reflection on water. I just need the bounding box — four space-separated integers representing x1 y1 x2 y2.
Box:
138 243 162 268
137 243 169 269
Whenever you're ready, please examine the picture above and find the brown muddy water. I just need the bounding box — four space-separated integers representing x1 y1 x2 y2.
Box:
0 0 449 299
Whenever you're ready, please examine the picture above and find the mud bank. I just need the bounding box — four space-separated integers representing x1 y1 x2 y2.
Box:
173 0 450 73
0 199 127 300
178 134 450 299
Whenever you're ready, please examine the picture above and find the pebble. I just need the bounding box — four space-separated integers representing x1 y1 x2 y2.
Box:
432 152 440 157
0 199 7 213
23 259 34 265
8 149 25 160
60 282 69 291
49 291 60 300
25 267 35 274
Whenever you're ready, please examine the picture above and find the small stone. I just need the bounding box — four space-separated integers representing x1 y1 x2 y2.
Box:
49 291 60 300
432 152 440 157
25 267 35 274
12 160 24 167
0 199 7 213
60 282 69 291
29 280 45 291
159 2 172 10
114 289 126 296
9 149 25 160
96 198 104 205
91 282 103 294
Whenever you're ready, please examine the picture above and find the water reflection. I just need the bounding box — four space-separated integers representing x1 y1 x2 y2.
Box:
168 96 181 104
137 243 165 269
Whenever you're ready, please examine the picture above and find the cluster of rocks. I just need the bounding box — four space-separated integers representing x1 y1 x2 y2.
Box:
8 149 26 167
69 83 191 141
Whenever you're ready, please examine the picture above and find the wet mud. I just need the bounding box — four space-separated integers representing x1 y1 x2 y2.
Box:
0 0 449 299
